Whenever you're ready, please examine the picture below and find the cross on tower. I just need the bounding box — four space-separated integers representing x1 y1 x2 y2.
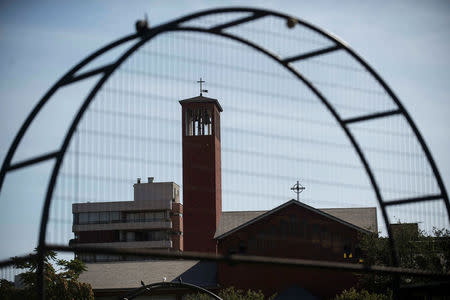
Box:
291 180 305 202
197 77 208 96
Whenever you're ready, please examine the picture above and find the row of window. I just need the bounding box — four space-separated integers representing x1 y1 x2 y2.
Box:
122 230 168 242
79 254 122 263
125 211 166 223
253 217 349 246
73 211 168 225
233 238 360 260
75 230 170 243
78 254 161 263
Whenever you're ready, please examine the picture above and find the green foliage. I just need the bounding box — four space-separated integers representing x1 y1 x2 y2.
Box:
185 286 276 300
333 288 391 300
0 250 93 300
356 226 450 295
0 279 26 299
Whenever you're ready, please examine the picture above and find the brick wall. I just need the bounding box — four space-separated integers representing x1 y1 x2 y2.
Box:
217 203 364 298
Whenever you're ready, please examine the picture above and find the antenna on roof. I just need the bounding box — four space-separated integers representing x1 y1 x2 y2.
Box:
291 180 305 202
197 77 208 96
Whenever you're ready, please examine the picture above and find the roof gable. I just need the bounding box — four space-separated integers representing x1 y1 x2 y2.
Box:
215 200 373 240
179 95 223 111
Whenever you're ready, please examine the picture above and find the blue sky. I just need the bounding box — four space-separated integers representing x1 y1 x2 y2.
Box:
0 0 449 260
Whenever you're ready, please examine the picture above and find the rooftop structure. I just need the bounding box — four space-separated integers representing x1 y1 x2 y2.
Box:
71 178 183 262
215 205 377 239
78 260 218 297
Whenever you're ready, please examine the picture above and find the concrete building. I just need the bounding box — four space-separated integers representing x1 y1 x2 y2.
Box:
71 178 183 262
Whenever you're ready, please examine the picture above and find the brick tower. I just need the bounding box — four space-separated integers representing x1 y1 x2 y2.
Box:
179 94 222 253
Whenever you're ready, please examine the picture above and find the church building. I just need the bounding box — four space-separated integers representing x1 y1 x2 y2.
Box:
76 91 377 299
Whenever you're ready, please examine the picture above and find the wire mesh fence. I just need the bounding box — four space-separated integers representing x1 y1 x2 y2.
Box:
0 7 448 299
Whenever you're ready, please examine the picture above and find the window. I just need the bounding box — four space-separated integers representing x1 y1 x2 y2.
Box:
321 227 331 247
312 224 320 243
149 231 167 241
280 220 289 236
248 237 257 250
343 243 352 259
289 215 297 235
76 211 122 224
355 246 362 260
111 211 120 223
122 231 169 242
299 220 306 238
79 213 89 224
126 232 135 242
135 231 144 241
185 107 212 136
173 188 179 202
238 240 247 254
136 212 145 222
96 254 109 262
88 212 99 224
79 254 95 262
154 211 165 220
99 212 109 223
126 213 135 222
145 212 153 221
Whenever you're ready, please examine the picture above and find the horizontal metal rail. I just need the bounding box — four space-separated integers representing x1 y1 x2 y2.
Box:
46 244 449 278
383 194 443 206
210 12 267 31
62 63 115 86
7 151 60 171
282 45 341 64
343 109 402 124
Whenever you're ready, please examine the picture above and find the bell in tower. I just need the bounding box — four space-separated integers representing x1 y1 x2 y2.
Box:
179 80 223 253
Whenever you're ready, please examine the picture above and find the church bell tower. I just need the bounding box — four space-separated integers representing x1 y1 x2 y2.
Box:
179 83 222 253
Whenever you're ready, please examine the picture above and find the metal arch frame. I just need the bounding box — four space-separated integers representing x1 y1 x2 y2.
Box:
0 6 448 299
121 281 222 300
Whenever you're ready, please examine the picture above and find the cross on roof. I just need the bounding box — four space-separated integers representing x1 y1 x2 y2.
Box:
291 180 305 202
197 77 208 96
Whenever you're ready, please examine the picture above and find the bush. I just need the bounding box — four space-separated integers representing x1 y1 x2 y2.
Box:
185 286 275 300
333 288 391 300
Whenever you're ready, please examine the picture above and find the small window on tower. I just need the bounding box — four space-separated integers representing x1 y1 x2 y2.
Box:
186 107 212 136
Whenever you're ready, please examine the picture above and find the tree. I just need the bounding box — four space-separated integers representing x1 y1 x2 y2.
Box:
355 225 449 296
185 286 276 300
0 250 94 300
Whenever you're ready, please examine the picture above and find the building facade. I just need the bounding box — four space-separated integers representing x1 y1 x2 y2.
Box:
215 200 375 299
72 178 183 262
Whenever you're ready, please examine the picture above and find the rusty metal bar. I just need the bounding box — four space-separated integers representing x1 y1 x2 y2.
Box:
47 244 450 278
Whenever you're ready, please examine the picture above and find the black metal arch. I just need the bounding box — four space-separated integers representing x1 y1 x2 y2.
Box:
121 281 222 300
0 7 448 299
